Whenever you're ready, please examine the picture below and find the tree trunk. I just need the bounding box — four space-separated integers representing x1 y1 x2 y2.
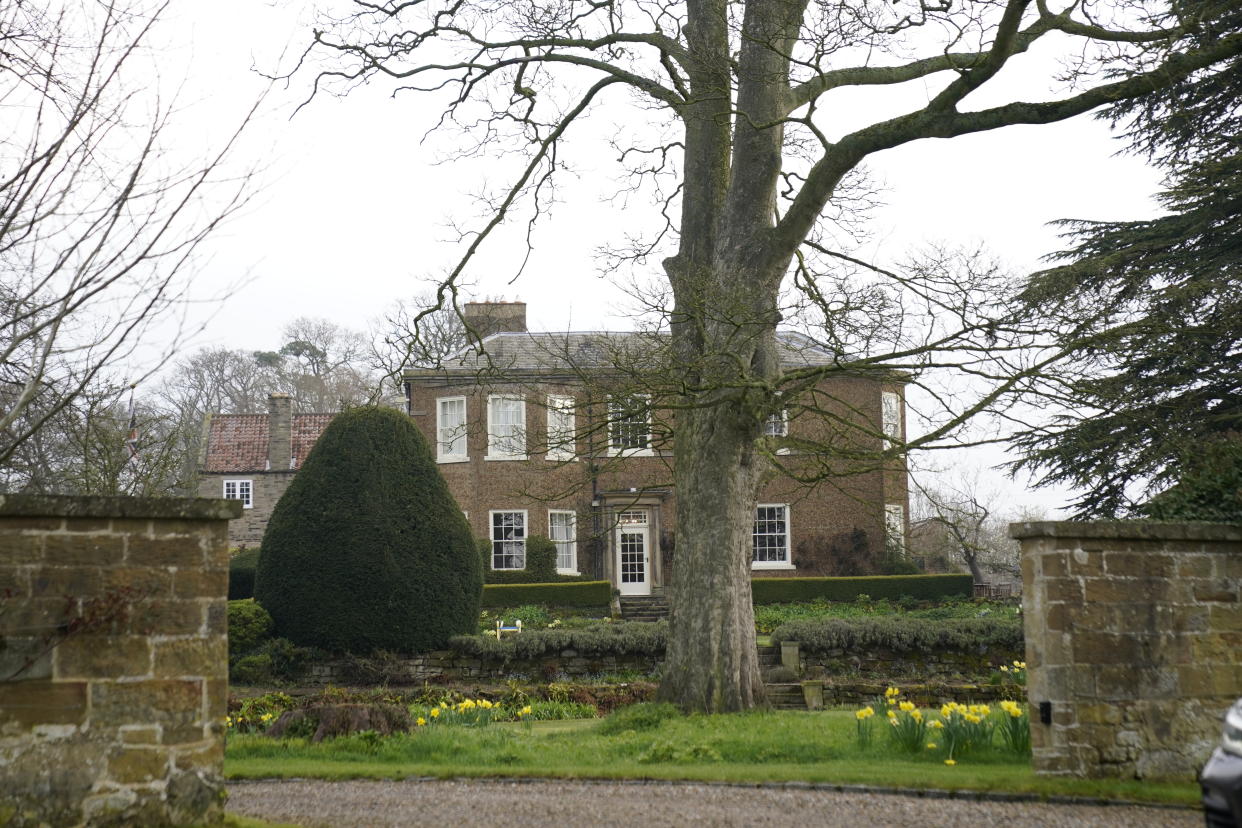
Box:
659 398 768 711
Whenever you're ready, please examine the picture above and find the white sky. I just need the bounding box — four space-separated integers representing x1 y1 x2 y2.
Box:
152 0 1167 517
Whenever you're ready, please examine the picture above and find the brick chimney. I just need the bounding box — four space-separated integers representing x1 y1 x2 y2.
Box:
462 301 527 344
267 393 293 471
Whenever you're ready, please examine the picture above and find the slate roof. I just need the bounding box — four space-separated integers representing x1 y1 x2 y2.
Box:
201 413 335 472
420 330 842 375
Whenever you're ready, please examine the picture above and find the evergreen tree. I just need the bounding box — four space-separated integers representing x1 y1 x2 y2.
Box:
1014 2 1242 518
254 407 482 652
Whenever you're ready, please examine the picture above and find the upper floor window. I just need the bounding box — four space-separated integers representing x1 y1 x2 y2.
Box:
608 395 653 456
546 395 575 460
752 504 791 568
549 510 577 574
436 396 467 462
490 510 527 570
487 395 526 459
762 410 788 438
223 479 253 509
882 391 902 449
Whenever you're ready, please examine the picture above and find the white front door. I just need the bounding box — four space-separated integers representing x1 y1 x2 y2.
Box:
616 511 651 596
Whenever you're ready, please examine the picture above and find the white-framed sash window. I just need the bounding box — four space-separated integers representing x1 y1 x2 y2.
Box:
882 391 902 449
546 395 575 460
487 395 526 459
436 396 468 462
885 503 906 555
752 503 793 569
490 510 527 569
608 395 653 456
548 510 577 574
223 479 253 509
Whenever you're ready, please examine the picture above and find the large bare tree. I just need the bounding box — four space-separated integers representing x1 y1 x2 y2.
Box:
0 0 256 469
296 0 1242 710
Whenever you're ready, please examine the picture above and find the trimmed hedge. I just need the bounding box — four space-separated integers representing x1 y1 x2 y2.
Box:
479 535 589 585
770 615 1023 654
481 580 612 608
228 548 261 600
752 574 972 604
449 620 666 660
254 406 482 653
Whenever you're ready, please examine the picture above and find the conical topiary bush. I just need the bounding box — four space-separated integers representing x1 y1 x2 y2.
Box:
253 406 482 652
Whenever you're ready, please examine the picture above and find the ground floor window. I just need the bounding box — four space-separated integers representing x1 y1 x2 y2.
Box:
490 510 527 569
752 504 789 567
223 479 253 509
549 510 577 573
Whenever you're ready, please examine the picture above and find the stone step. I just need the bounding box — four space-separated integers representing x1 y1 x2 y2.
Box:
764 682 807 710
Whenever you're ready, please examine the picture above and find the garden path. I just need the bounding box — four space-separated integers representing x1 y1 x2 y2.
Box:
228 777 1197 826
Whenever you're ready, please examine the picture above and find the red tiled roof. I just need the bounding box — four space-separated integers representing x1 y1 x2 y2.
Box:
293 414 335 468
202 413 335 472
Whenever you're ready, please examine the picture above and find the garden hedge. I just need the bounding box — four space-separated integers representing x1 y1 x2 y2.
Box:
751 574 972 604
480 580 612 608
770 615 1023 654
254 406 483 653
449 620 666 659
228 547 261 600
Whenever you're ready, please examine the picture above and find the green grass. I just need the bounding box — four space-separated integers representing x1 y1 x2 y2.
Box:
225 709 1199 807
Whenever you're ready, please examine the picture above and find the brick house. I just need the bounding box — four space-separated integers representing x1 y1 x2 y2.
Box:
198 302 909 593
402 302 910 596
196 393 333 546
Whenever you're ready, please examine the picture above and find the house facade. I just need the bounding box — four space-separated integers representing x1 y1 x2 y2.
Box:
197 393 333 546
402 302 910 596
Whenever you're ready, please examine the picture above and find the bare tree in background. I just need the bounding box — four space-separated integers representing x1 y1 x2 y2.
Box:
0 0 257 470
298 0 1242 710
370 293 470 386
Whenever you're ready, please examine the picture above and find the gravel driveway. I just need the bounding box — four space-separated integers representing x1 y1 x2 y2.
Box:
227 778 1200 827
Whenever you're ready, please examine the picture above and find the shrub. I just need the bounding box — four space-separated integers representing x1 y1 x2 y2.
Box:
770 615 1022 654
449 620 666 660
254 406 483 653
230 654 273 685
1141 439 1242 523
752 574 971 604
480 581 611 608
597 702 680 734
228 547 261 600
479 535 588 584
228 599 273 659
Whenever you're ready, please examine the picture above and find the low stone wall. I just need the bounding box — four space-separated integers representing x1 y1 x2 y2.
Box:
1014 520 1242 779
799 646 1017 682
304 650 661 685
0 495 239 826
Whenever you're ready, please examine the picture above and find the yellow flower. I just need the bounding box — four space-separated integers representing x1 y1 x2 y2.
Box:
944 759 956 766
429 708 440 718
898 701 915 712
1000 665 1010 672
887 710 897 720
965 714 981 724
911 710 923 722
855 709 870 720
929 720 944 729
885 686 900 697
519 705 532 716
478 699 493 710
927 743 937 749
416 717 426 727
1014 660 1025 669
977 705 991 717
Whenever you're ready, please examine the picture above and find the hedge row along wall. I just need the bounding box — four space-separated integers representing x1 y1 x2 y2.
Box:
481 580 612 608
752 574 974 604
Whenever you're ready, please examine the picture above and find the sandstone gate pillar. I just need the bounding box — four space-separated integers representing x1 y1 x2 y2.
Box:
0 495 240 826
1013 520 1242 778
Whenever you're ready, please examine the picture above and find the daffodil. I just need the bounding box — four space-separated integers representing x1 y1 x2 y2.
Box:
429 708 440 718
927 743 937 749
416 717 426 727
944 759 956 766
929 720 944 729
520 705 532 716
898 700 915 712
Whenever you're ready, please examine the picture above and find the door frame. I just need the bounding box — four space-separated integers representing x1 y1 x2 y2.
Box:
615 511 651 596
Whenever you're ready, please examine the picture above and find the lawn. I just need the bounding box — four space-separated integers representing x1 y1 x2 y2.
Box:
224 708 1199 807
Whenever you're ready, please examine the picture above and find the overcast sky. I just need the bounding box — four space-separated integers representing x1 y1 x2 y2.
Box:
153 0 1168 516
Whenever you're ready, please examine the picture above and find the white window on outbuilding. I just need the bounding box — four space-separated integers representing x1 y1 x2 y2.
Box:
436 396 468 462
546 395 575 460
223 479 253 509
752 504 793 569
490 510 527 569
549 510 577 574
486 395 526 460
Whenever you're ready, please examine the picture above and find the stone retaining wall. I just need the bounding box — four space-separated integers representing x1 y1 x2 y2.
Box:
0 495 239 826
304 650 661 685
799 646 1017 682
1014 520 1242 779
